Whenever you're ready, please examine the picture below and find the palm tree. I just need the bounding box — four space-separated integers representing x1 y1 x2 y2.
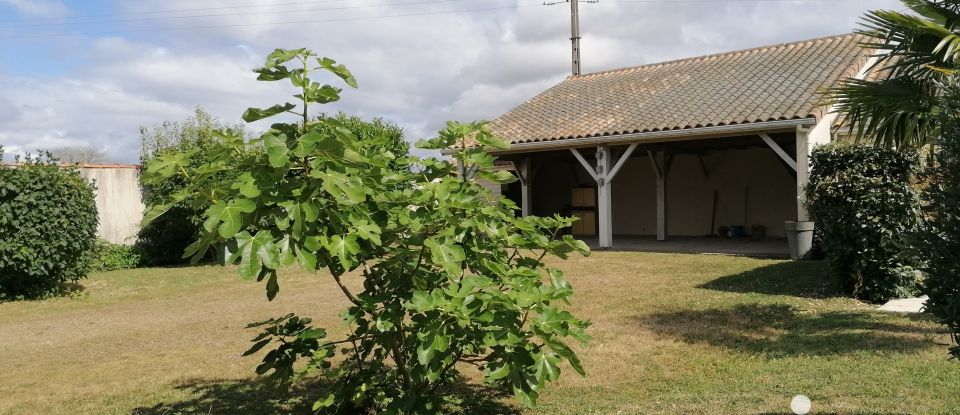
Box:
826 0 960 150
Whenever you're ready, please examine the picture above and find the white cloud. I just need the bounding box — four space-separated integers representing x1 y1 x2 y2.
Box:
0 0 904 162
0 76 189 161
0 0 67 18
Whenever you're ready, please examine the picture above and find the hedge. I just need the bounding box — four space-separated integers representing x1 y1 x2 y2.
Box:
923 83 960 359
86 239 142 272
0 152 98 299
806 144 922 303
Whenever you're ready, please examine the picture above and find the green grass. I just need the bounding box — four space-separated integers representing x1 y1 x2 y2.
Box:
0 253 956 414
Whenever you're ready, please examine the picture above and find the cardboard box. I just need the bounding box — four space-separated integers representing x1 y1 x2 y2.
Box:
572 211 597 236
572 188 596 208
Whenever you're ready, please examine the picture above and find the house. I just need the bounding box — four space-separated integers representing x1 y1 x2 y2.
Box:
481 33 873 254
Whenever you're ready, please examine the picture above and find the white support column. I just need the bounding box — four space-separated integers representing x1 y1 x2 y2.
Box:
570 145 638 249
596 146 613 248
647 150 669 241
795 127 811 221
517 158 532 217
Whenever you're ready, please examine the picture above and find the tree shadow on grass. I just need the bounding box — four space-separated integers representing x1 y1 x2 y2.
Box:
130 378 318 415
0 281 87 303
698 260 840 299
130 377 519 415
642 303 936 357
757 412 911 415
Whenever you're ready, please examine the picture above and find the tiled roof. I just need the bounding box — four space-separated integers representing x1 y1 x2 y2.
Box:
488 33 869 145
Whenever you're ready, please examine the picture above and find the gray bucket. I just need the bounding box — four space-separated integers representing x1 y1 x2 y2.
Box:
785 221 815 260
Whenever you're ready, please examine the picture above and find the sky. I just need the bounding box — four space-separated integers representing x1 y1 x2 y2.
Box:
0 0 904 163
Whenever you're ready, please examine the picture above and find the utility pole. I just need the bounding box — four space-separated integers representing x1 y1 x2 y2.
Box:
545 0 597 76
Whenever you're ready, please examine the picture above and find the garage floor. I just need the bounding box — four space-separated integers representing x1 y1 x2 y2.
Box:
579 235 790 258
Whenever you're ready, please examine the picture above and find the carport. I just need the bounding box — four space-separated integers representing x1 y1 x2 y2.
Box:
479 34 873 251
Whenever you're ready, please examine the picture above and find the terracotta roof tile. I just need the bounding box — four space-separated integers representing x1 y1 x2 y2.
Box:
489 33 869 144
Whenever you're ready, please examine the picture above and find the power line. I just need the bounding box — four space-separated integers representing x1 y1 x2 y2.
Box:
0 0 469 29
0 0 867 25
0 3 544 41
0 0 356 24
0 0 865 41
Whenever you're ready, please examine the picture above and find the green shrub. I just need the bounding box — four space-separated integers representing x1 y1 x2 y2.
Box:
807 144 922 303
317 112 410 172
923 80 960 359
137 109 409 266
86 239 142 272
142 48 589 413
0 151 98 299
137 108 248 266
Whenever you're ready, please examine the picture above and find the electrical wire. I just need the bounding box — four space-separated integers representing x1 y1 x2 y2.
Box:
0 0 358 24
0 0 867 41
0 3 543 41
0 0 470 29
0 0 867 25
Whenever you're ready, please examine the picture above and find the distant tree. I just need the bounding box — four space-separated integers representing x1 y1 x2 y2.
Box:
137 107 249 265
47 145 107 164
139 107 242 161
317 112 411 170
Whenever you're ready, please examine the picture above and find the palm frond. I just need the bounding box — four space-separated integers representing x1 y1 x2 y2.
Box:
857 9 956 79
825 76 940 149
902 0 960 27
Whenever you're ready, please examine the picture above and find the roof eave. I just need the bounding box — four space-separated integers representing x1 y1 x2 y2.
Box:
442 118 818 155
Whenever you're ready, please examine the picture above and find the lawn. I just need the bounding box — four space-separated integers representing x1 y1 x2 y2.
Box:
0 252 956 414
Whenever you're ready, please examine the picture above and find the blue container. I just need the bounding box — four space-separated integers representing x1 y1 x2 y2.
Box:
729 225 745 238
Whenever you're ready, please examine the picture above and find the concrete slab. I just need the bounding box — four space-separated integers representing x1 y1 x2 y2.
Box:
580 236 790 258
878 296 928 313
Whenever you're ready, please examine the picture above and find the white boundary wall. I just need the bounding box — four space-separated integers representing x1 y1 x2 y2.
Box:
77 165 144 245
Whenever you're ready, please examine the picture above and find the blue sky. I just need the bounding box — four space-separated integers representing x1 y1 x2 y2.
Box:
0 0 903 162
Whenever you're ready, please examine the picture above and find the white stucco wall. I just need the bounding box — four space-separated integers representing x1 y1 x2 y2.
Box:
77 166 144 245
809 55 879 155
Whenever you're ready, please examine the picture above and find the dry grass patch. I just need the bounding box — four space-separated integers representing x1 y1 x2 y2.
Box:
0 253 956 414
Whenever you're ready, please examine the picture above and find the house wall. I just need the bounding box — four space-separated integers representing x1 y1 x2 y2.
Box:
809 55 879 154
528 145 796 237
78 166 144 245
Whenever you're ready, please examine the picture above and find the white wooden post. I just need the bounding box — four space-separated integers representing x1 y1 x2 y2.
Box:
647 150 669 241
518 158 532 217
570 144 637 249
596 146 613 248
795 127 811 221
